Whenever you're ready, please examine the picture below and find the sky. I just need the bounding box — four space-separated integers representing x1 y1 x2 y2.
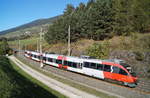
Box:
0 0 88 32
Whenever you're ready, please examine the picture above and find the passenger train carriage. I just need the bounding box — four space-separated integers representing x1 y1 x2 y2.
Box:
24 50 31 58
24 50 137 87
42 53 65 68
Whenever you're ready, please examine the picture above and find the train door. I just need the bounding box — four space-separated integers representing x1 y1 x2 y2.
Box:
111 66 120 80
118 68 129 83
112 66 129 83
57 56 63 68
103 65 113 80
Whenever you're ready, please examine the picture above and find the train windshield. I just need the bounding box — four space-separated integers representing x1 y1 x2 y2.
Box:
120 63 136 77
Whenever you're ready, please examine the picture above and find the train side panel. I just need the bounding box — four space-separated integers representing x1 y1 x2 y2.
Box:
82 59 104 79
82 67 104 79
65 56 83 74
44 54 61 68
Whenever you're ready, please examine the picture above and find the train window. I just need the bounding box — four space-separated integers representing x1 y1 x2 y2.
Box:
56 60 62 64
77 63 82 69
43 57 46 61
84 62 90 68
34 55 36 58
53 59 56 63
31 54 33 57
90 63 97 69
112 66 120 73
68 61 72 67
38 56 40 59
120 63 130 68
119 69 128 75
48 58 53 62
104 65 111 72
64 61 81 68
97 64 104 70
64 60 68 65
72 62 77 68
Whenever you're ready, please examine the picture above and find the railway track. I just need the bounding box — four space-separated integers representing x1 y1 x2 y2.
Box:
136 80 150 93
16 53 150 98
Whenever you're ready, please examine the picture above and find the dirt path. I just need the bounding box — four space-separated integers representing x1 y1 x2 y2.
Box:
9 56 98 98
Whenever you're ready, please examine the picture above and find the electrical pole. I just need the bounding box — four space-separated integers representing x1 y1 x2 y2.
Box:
37 38 39 52
40 28 44 68
18 39 20 56
67 10 74 56
68 25 71 56
25 44 26 51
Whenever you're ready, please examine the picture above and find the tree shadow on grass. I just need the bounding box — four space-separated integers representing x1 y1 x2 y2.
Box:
0 56 63 98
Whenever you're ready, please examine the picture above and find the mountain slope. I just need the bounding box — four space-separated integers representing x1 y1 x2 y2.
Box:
0 16 59 35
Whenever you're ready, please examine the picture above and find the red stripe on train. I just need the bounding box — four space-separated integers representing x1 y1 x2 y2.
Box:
63 66 68 69
58 56 63 60
58 64 62 68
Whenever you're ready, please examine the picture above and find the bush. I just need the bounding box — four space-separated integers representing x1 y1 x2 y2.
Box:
139 35 150 50
133 51 144 61
0 37 11 55
131 33 150 51
86 41 109 59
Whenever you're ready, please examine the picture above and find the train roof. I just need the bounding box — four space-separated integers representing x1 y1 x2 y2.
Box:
102 59 125 64
43 52 125 64
27 50 128 67
44 53 64 56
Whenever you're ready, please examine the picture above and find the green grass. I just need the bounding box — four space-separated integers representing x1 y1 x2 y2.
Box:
9 37 38 45
8 35 50 51
16 56 116 98
0 56 66 98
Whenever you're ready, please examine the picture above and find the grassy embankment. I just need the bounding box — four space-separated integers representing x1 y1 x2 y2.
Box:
0 56 66 98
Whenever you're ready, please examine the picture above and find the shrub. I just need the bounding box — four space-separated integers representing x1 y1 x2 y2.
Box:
86 41 109 59
133 51 144 61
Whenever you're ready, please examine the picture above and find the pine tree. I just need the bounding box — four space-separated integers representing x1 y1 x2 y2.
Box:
45 0 150 44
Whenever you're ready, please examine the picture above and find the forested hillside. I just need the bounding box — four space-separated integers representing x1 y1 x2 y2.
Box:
45 0 150 44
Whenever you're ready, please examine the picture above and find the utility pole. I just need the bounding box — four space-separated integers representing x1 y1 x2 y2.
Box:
40 28 44 68
25 44 26 51
18 39 21 56
67 10 74 56
37 38 39 52
68 25 71 56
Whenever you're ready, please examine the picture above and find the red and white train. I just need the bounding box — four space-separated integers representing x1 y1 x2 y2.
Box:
24 50 138 87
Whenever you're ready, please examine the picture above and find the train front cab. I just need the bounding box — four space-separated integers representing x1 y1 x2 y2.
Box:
119 63 138 87
103 62 137 88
